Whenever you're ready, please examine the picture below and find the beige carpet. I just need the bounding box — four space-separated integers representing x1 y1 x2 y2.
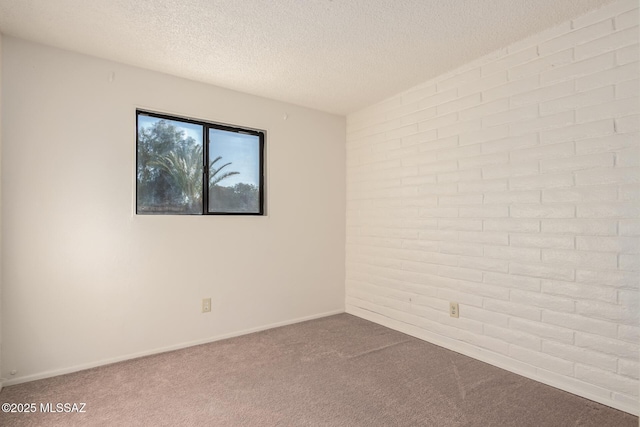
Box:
0 314 637 426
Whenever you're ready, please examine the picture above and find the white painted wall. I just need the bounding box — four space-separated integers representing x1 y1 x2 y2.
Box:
0 31 3 393
1 37 345 384
346 0 639 415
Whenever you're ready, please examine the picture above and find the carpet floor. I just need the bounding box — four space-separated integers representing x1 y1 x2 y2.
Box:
0 314 637 426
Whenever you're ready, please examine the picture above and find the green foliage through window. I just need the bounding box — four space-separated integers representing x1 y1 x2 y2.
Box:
136 111 264 215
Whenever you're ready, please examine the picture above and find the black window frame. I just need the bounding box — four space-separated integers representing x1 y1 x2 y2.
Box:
136 109 265 216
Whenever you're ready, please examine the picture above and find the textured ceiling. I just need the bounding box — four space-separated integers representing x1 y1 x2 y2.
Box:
0 0 615 115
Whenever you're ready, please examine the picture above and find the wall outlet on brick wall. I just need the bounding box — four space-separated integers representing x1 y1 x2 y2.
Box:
450 302 459 318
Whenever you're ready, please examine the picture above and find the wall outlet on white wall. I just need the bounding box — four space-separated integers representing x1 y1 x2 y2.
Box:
202 298 211 313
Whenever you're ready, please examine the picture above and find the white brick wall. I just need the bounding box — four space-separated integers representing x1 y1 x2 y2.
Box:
345 0 639 415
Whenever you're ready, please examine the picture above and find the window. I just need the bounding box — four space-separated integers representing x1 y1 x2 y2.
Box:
136 110 264 215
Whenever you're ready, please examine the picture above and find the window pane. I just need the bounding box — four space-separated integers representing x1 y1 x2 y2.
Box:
208 129 261 214
137 115 204 214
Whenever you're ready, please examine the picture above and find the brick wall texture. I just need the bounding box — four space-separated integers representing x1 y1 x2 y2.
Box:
345 0 639 414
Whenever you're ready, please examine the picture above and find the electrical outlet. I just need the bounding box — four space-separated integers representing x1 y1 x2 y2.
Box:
450 302 459 318
202 298 211 313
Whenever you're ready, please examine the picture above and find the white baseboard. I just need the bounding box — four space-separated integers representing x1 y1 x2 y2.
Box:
6 306 637 416
3 309 345 387
346 305 639 416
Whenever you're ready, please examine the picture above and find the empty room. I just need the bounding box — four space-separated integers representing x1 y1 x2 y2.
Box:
0 0 638 425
